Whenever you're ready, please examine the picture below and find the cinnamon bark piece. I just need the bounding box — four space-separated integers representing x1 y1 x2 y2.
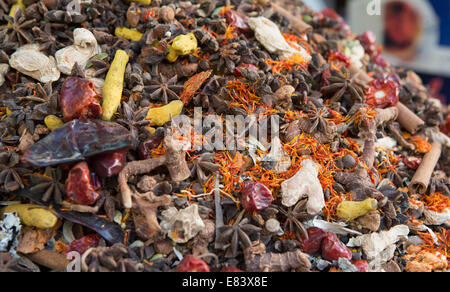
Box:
409 142 442 194
25 250 70 271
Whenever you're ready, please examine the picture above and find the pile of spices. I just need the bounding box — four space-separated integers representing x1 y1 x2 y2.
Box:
0 0 448 273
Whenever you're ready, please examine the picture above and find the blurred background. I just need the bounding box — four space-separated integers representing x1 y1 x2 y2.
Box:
302 0 450 104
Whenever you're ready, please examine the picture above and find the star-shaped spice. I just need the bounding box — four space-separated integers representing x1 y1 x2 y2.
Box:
117 99 150 148
278 200 310 241
29 167 65 204
209 42 241 74
321 68 367 103
0 151 30 192
305 101 329 133
217 210 262 258
143 74 184 104
1 8 35 46
189 152 220 185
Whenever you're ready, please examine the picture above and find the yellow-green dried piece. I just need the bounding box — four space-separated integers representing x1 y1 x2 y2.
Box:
130 0 151 4
166 45 179 63
337 198 378 221
9 0 25 18
44 115 64 130
146 100 183 126
2 204 58 229
115 27 143 42
171 33 198 56
102 49 129 121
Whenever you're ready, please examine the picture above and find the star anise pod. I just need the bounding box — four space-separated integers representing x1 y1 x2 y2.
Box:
189 152 221 185
0 151 30 192
15 82 58 114
278 200 310 242
0 8 35 46
321 68 367 103
117 99 150 148
305 101 329 133
2 99 36 134
209 42 241 75
143 74 183 104
217 210 262 258
0 127 20 149
81 243 144 272
32 23 61 56
29 167 65 204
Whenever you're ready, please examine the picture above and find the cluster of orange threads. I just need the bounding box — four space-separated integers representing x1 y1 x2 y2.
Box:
418 228 449 265
422 193 450 213
411 136 432 153
265 54 308 75
226 80 261 109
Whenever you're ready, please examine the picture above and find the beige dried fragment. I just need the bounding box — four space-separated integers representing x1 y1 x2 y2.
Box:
9 44 60 83
347 225 409 271
55 28 100 75
160 204 205 244
248 17 311 60
357 210 381 232
262 136 291 174
244 240 311 272
423 208 450 225
0 64 9 87
280 159 324 215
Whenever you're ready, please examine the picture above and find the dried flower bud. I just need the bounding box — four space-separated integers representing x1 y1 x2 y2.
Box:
60 77 102 121
66 162 100 205
66 234 100 255
240 181 273 212
177 255 210 272
321 233 352 262
91 151 127 178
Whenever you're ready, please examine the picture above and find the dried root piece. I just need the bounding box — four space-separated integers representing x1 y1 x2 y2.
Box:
244 241 311 272
334 166 383 201
119 134 190 209
131 191 172 240
387 122 415 151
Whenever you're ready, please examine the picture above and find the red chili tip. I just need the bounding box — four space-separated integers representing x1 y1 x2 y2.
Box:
177 255 210 272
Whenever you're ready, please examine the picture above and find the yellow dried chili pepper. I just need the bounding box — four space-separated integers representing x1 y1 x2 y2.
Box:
146 100 183 126
2 204 58 229
102 49 129 121
336 198 378 221
44 115 64 130
115 27 143 42
130 0 151 4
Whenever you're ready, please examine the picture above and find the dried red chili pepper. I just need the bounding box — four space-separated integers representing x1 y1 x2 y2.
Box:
300 227 328 254
177 255 210 272
66 234 100 255
225 10 250 34
240 181 273 212
91 151 127 178
351 260 369 272
329 51 351 67
60 77 102 121
403 156 422 170
321 233 352 261
138 136 164 160
66 162 101 205
365 78 399 108
440 114 450 136
220 266 244 272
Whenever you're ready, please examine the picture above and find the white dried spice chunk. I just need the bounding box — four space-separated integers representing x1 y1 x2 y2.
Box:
55 28 100 75
280 159 324 214
160 204 205 243
0 64 9 87
9 44 60 83
248 16 311 60
0 212 22 256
